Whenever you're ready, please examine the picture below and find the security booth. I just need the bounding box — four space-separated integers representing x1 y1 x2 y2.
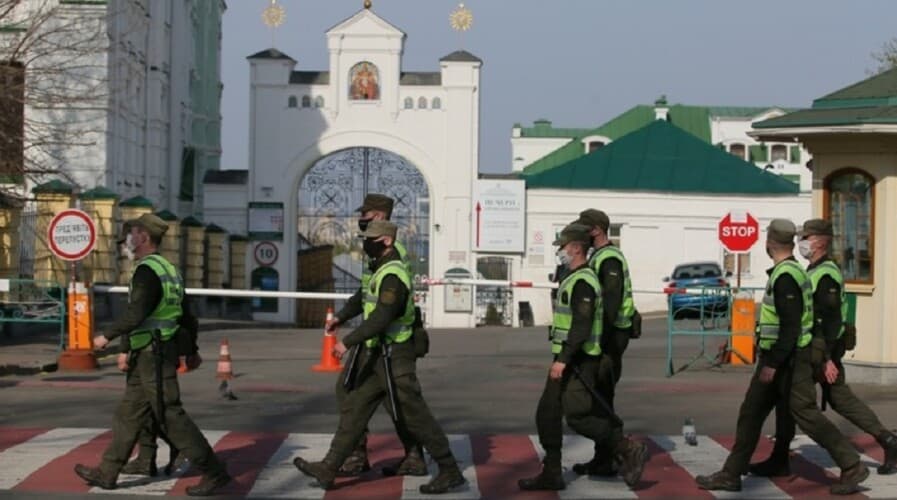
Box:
752 67 897 384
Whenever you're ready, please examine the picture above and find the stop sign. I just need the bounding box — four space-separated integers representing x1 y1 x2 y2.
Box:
719 211 759 253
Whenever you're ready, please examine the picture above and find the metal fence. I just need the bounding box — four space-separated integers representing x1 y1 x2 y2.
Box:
0 278 66 349
665 286 764 377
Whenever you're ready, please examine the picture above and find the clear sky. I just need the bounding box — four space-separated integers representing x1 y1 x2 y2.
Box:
220 0 896 174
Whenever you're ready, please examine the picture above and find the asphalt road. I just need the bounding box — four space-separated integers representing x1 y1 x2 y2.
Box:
3 317 896 437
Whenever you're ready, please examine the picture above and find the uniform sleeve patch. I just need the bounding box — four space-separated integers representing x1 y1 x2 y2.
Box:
380 288 398 305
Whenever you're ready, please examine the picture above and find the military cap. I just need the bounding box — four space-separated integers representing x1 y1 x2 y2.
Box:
360 220 397 240
575 208 610 232
119 213 169 243
800 218 834 237
553 223 592 247
356 193 394 217
767 218 797 244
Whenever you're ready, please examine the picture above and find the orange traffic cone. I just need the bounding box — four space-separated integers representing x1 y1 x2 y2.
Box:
313 308 342 373
177 356 188 374
216 338 234 380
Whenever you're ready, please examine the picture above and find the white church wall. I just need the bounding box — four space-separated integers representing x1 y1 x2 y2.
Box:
518 189 813 325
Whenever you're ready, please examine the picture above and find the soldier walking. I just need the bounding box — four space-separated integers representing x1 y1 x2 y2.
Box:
74 214 229 496
749 218 896 478
518 223 647 491
293 221 465 494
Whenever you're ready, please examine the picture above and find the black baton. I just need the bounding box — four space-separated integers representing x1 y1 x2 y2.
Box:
570 364 623 427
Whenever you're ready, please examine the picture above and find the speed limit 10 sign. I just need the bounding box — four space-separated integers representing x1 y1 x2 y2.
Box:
254 241 279 266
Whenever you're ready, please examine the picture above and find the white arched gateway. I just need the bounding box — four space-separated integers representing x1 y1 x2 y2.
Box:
237 6 482 327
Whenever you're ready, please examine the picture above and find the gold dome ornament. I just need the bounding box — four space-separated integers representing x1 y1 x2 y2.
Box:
450 3 473 32
262 0 286 28
364 0 372 9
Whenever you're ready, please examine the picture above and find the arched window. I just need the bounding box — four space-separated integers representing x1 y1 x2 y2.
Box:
301 95 311 108
418 97 428 109
431 97 442 109
825 169 875 283
404 97 414 109
314 96 324 108
287 95 298 108
771 144 788 162
588 141 605 153
729 143 746 160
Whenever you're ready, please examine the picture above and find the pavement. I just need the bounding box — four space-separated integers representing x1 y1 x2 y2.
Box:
2 317 897 498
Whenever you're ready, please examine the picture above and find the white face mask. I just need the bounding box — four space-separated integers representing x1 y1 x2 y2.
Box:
797 239 813 259
556 249 573 267
123 234 137 261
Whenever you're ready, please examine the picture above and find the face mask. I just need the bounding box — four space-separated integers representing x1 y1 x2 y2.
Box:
798 239 813 259
556 249 573 267
363 238 386 259
123 234 136 261
358 218 372 232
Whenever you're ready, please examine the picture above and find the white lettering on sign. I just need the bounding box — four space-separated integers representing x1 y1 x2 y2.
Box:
721 226 757 238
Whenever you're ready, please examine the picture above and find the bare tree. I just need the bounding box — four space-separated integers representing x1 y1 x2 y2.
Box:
0 0 111 199
870 37 897 74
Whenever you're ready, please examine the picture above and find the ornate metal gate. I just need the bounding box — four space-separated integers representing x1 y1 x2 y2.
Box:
297 147 430 297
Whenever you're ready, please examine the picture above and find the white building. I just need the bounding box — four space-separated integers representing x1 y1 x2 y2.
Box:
205 5 482 326
0 0 225 215
512 99 813 192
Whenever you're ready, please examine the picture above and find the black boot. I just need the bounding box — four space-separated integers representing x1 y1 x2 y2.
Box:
120 457 158 477
419 463 466 494
163 451 187 476
185 471 231 497
336 439 370 477
293 457 338 490
830 461 869 495
572 452 616 477
748 444 791 477
74 464 118 490
877 430 897 475
615 437 648 488
383 446 428 477
518 459 565 491
696 469 741 492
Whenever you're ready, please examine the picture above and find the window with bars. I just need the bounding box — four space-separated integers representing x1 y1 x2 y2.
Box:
729 143 746 160
825 170 874 283
609 224 622 249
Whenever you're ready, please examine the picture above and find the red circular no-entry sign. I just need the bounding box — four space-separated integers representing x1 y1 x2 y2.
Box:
48 209 96 261
718 211 759 253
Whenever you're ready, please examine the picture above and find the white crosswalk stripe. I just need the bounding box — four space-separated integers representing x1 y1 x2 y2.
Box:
0 428 106 490
91 430 229 496
2 428 895 498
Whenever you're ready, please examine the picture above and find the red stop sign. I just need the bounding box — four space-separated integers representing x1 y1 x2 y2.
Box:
719 212 759 253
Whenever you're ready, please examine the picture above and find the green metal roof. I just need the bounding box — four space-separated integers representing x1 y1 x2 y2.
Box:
755 68 897 130
119 195 154 208
79 186 118 200
206 223 228 234
154 209 179 221
525 120 799 195
706 106 794 118
32 179 74 194
181 216 205 228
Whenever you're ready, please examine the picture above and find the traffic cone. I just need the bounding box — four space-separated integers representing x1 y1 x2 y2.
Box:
216 338 234 380
313 308 342 373
177 356 188 374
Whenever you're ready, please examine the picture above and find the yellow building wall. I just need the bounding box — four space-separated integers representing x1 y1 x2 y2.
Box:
807 135 897 371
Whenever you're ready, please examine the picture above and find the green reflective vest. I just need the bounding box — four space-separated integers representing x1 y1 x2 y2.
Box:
757 260 813 351
361 241 410 292
128 254 184 351
588 244 635 329
363 259 415 348
807 260 848 339
550 267 603 356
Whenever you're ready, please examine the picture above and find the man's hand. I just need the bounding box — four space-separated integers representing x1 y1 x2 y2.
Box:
186 353 203 370
823 360 839 384
549 361 566 381
116 353 129 372
759 366 776 384
93 335 109 350
332 341 348 360
325 317 340 334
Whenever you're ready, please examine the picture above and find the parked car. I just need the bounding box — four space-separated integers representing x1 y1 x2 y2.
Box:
663 261 731 315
